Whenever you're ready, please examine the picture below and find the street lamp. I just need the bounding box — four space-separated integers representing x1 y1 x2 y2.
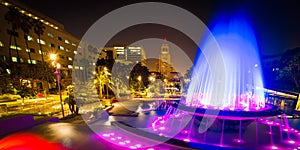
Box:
104 67 109 99
50 54 65 118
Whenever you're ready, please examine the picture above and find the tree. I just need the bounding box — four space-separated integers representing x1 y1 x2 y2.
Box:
33 19 45 62
277 48 300 90
94 66 113 98
20 13 33 64
5 6 21 63
129 63 150 93
111 62 132 97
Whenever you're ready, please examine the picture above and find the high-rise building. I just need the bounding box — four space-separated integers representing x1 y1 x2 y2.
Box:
100 45 146 65
158 43 172 75
0 0 83 91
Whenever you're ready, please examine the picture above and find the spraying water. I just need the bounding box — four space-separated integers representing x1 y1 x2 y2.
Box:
185 13 265 111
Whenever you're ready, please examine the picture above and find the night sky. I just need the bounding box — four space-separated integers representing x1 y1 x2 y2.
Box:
18 0 300 56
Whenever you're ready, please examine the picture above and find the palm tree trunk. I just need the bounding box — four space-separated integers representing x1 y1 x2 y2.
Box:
38 34 44 62
8 35 12 63
13 35 20 61
24 34 32 64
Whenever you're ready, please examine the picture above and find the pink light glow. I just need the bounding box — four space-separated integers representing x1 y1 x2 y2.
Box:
159 127 165 130
119 142 125 145
135 144 142 148
283 129 288 132
271 145 278 149
129 146 137 149
183 139 190 142
147 148 155 150
233 139 244 143
288 140 295 144
125 140 131 143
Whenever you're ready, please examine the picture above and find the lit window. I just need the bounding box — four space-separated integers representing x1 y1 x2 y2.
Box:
0 41 3 47
31 60 36 64
37 39 45 45
74 66 79 69
10 45 21 50
68 65 73 69
2 56 7 61
79 66 84 70
65 40 70 44
65 48 71 52
12 57 18 62
71 43 77 47
74 51 77 54
27 36 33 41
49 43 55 48
6 69 11 74
58 46 64 50
67 57 72 61
47 32 53 38
26 48 35 53
20 58 24 63
39 50 46 55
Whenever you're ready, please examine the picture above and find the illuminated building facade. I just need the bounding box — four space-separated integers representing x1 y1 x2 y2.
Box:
0 0 80 91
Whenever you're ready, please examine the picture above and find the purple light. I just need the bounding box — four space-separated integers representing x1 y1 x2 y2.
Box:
283 128 289 132
271 145 278 150
288 140 295 144
129 146 137 149
135 144 142 148
183 139 190 142
159 127 165 130
125 140 131 144
160 120 165 124
233 139 244 143
147 148 155 150
119 142 125 145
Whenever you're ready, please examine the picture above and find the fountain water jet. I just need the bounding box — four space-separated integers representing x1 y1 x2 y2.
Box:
149 13 300 149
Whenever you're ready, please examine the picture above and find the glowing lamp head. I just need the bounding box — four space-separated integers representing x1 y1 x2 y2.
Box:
56 63 61 69
49 54 57 60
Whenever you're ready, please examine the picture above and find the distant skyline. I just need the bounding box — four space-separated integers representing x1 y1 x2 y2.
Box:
132 38 193 75
17 0 300 55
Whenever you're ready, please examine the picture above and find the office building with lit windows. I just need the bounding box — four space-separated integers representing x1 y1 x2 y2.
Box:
99 45 146 65
0 0 80 91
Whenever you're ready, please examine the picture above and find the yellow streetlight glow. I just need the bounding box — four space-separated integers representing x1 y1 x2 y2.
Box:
50 54 57 60
138 75 142 81
56 63 61 69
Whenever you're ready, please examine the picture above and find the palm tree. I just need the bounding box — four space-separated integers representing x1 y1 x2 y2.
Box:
5 6 21 63
33 19 45 62
33 19 47 94
94 66 113 98
20 14 33 64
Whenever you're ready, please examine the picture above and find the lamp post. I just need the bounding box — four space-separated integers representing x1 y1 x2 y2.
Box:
104 67 109 99
50 54 65 118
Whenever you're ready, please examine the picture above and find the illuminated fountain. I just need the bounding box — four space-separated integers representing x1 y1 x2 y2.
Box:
98 14 300 150
150 14 300 149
